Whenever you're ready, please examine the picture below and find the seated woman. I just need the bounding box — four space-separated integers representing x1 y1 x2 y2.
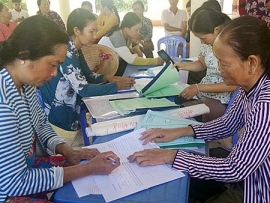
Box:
128 16 270 203
96 0 120 40
175 8 237 121
0 2 17 41
0 15 119 203
99 12 163 76
132 0 154 58
39 8 135 131
37 0 66 31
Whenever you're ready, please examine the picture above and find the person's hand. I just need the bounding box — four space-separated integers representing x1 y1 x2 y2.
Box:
86 151 120 175
65 148 100 166
180 84 199 100
127 149 177 166
156 57 164 65
104 75 135 90
139 128 181 145
115 77 135 90
173 62 189 71
266 1 270 11
135 48 144 57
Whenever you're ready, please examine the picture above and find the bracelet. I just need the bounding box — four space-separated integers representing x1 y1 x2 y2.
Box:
195 83 200 94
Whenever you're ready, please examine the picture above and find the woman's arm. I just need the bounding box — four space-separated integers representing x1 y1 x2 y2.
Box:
197 82 237 93
176 55 206 72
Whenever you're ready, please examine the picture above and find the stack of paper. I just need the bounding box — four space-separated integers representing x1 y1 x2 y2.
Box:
109 97 178 116
86 103 210 136
135 110 205 149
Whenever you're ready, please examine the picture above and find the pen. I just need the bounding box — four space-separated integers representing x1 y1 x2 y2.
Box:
107 156 117 165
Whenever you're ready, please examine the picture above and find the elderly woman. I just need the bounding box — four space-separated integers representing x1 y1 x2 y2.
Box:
0 15 120 203
99 12 163 76
39 8 135 131
128 16 270 203
0 2 17 41
37 0 66 30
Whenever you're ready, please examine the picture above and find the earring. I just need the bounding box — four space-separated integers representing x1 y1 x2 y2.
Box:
20 60 25 65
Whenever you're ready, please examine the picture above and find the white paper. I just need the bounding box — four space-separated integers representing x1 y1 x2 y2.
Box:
72 174 101 197
83 92 139 119
89 115 144 136
83 129 184 202
164 103 210 118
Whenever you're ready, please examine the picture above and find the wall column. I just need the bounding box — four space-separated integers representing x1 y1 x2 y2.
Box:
57 0 71 26
189 0 207 57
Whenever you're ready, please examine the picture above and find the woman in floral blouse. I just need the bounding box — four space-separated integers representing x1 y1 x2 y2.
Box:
39 9 135 131
175 7 237 112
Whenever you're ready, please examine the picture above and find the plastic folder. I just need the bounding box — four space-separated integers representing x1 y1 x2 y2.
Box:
140 62 179 96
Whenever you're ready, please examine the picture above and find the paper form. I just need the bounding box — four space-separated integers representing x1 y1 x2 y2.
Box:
82 129 184 202
109 97 178 116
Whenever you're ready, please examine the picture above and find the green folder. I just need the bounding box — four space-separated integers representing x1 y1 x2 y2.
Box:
135 62 181 97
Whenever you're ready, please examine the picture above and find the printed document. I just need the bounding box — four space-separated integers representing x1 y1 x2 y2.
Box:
79 128 184 202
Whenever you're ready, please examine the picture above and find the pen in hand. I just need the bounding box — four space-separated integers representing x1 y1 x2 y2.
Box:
107 156 117 165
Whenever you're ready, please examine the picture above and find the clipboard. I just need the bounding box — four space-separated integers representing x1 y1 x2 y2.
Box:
140 61 179 96
157 49 175 64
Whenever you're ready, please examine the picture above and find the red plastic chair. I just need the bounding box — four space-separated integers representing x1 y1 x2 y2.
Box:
157 36 187 58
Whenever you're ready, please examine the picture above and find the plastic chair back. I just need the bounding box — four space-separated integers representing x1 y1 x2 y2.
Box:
157 36 187 58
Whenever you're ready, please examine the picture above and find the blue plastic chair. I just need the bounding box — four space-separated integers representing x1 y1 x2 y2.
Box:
157 36 187 58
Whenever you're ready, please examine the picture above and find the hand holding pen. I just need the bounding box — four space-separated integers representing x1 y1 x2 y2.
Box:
86 151 120 175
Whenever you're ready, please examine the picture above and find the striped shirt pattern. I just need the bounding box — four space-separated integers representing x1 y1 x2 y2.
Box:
0 69 65 201
173 74 270 203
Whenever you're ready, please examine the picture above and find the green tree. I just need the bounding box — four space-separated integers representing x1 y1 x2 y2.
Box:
95 0 148 12
1 0 27 10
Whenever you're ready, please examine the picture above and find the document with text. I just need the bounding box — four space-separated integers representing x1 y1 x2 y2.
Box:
82 128 184 202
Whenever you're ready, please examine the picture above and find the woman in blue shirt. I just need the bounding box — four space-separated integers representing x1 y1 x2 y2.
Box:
39 8 135 131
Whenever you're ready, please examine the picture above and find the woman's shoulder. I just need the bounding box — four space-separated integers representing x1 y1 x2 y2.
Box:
200 44 213 56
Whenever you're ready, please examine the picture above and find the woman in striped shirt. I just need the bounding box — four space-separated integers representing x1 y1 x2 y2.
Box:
128 16 270 203
0 15 120 202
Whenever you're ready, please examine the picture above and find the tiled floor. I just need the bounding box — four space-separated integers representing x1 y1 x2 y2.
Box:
56 26 165 148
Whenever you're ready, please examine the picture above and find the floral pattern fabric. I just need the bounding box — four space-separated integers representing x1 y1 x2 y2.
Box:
245 0 270 27
199 44 232 104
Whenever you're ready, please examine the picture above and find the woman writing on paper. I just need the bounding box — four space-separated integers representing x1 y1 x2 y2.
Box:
0 15 120 203
128 16 270 203
99 12 163 76
174 8 237 118
39 9 135 131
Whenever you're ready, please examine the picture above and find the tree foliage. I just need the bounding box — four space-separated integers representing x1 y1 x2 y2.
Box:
95 0 148 12
1 0 27 10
